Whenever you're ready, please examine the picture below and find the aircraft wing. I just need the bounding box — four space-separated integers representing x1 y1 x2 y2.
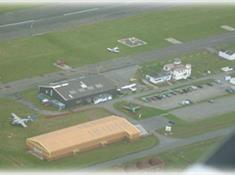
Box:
19 121 27 128
11 113 20 120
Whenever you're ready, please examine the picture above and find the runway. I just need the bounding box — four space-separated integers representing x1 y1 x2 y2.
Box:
0 3 173 41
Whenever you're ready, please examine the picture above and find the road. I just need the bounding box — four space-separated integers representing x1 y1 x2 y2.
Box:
81 126 234 171
1 31 235 97
0 3 173 41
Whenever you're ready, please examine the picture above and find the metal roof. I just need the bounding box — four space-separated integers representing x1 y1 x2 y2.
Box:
26 116 141 154
39 74 117 101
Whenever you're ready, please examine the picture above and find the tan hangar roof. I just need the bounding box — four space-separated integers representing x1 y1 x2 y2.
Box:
27 115 141 154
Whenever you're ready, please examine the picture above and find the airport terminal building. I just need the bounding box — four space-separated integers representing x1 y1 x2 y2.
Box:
26 116 141 160
38 74 118 108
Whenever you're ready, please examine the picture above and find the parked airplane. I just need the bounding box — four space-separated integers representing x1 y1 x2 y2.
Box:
107 46 120 53
117 83 137 92
123 103 141 113
11 113 36 128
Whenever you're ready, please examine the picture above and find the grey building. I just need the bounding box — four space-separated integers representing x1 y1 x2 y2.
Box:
38 74 118 108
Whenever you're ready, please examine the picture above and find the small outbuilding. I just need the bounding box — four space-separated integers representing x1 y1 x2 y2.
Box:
218 50 235 60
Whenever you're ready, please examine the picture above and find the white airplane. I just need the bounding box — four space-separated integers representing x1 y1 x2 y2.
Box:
107 46 120 53
118 83 137 92
11 113 34 128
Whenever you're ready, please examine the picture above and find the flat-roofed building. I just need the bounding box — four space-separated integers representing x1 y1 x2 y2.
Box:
38 74 117 108
218 50 235 60
26 116 141 160
145 72 172 84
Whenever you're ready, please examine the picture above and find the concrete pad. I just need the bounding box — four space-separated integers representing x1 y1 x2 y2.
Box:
103 65 138 86
206 47 217 54
118 37 147 47
165 37 182 44
138 116 169 132
135 124 149 136
221 25 235 32
170 95 235 122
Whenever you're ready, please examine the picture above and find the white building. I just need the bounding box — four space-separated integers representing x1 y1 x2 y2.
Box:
145 72 172 84
229 78 235 85
221 66 233 72
218 50 235 60
163 59 192 80
145 59 191 84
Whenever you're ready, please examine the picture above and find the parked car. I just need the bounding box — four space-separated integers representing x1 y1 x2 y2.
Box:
93 94 112 104
206 82 213 86
181 99 193 105
208 99 214 103
196 85 203 88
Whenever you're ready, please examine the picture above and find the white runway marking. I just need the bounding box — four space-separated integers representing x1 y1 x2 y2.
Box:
63 8 99 16
32 32 46 37
221 25 235 32
0 20 35 28
165 37 182 44
0 7 99 29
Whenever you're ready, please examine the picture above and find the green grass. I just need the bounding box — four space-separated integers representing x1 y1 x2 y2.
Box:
0 4 36 13
1 6 235 82
122 137 224 170
158 111 235 138
20 88 58 111
113 101 167 120
0 98 158 169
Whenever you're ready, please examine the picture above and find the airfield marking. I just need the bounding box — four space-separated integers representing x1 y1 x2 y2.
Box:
118 37 147 47
32 32 46 37
221 25 235 32
165 37 182 44
63 8 99 16
0 8 99 29
0 20 35 28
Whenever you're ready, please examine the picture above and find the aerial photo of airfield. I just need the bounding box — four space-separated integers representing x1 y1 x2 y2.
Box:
1 2 235 172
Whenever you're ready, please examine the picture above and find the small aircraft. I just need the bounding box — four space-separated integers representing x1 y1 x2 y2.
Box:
107 46 120 53
123 103 141 113
11 113 36 128
117 83 137 92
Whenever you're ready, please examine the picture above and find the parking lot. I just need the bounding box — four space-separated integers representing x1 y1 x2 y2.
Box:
141 81 227 110
170 95 235 122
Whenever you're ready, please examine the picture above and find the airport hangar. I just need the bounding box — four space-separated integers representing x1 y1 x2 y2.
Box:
26 116 141 160
38 74 118 108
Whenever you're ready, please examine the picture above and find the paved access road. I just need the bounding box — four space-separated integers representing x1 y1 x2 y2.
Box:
0 3 173 41
1 31 235 97
81 127 235 171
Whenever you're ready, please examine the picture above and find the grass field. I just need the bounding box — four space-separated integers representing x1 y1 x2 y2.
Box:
0 4 36 13
157 111 235 138
0 98 158 169
1 6 235 82
121 137 225 170
113 101 167 120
